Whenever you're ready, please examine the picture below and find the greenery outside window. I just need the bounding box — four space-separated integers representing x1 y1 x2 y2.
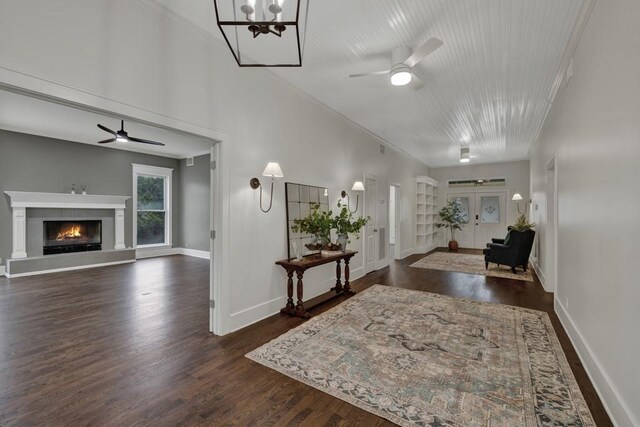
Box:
133 164 173 248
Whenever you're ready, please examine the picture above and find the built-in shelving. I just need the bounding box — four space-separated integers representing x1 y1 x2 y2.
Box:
416 176 439 253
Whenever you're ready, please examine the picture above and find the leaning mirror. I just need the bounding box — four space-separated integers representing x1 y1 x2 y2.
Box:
285 182 330 259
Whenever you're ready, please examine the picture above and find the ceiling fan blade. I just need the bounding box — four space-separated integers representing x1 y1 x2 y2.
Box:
404 37 443 68
410 74 425 90
98 138 116 144
97 123 116 135
349 69 390 78
128 136 165 146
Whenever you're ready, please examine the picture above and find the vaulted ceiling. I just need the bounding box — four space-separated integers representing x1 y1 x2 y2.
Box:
143 0 584 167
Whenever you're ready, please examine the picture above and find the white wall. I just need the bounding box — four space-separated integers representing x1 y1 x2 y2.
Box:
430 160 530 247
0 1 428 332
530 0 640 424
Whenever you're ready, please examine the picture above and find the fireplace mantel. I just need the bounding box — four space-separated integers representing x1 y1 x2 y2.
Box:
4 191 130 259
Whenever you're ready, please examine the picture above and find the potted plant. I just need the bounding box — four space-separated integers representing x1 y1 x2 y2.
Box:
511 215 536 231
332 203 370 252
291 203 333 252
436 199 467 251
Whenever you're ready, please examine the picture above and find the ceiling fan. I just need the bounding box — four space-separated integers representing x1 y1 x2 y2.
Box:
97 120 165 146
349 38 443 89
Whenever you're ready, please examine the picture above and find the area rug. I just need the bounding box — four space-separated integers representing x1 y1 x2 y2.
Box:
410 252 534 282
246 285 594 426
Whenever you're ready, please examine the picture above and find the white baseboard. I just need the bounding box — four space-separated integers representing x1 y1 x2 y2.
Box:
400 248 415 259
0 265 5 277
227 266 365 333
5 260 135 278
135 246 181 259
136 247 210 260
531 258 550 292
180 248 210 259
555 297 637 426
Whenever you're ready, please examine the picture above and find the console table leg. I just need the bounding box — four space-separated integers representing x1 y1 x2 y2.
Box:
280 271 295 315
344 257 355 295
295 272 310 318
335 260 343 294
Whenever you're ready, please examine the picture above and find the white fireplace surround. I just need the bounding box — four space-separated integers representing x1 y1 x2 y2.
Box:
4 191 130 259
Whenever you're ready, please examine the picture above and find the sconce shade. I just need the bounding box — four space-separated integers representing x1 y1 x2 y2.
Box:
262 162 284 178
213 0 309 67
351 181 365 191
512 193 523 201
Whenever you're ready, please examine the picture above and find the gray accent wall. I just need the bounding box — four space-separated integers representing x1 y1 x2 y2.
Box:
0 130 181 266
178 154 210 252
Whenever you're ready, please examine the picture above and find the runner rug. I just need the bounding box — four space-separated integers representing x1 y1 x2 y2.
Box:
410 251 534 282
246 285 593 426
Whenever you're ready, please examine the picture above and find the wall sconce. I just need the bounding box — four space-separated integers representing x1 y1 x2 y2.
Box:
340 181 365 214
512 193 531 214
250 162 284 213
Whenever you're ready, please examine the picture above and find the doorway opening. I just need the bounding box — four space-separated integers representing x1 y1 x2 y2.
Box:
389 185 401 260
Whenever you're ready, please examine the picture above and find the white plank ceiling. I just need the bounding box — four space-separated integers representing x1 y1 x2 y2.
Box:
144 0 584 167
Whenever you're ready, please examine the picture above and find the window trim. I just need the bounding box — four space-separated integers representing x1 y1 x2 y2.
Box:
132 163 173 248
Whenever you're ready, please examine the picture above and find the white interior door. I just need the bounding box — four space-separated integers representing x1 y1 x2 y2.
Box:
364 176 378 274
473 192 506 249
447 193 475 248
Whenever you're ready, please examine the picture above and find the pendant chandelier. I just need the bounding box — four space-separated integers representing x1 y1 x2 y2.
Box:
213 0 310 67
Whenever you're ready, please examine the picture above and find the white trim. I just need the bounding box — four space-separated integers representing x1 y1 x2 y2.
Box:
227 267 365 333
555 297 637 427
5 259 135 278
530 257 548 291
135 246 179 259
401 248 415 259
4 191 129 209
132 164 173 248
181 248 210 259
0 266 5 277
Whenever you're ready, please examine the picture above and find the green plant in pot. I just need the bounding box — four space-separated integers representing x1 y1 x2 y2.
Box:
333 203 370 252
511 215 536 231
291 203 333 251
436 199 468 251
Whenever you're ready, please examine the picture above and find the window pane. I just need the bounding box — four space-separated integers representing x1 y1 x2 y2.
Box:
137 176 165 210
480 196 500 224
453 197 470 222
137 212 165 245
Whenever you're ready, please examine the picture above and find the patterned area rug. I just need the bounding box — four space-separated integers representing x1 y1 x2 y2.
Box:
410 252 534 282
247 286 594 426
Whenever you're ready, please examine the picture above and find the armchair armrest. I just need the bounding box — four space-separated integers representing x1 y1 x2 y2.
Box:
486 243 510 252
491 238 506 244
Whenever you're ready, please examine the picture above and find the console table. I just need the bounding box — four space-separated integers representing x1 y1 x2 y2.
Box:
275 250 357 319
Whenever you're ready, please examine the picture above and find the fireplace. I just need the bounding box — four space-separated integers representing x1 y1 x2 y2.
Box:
43 220 102 255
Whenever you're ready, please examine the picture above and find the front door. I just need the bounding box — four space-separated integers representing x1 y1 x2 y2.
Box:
447 193 475 248
447 192 506 249
473 192 506 249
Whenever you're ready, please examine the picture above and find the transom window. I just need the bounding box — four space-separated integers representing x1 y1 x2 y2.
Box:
132 164 173 248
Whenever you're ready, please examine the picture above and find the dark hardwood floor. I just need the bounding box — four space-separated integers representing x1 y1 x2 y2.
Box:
0 251 612 426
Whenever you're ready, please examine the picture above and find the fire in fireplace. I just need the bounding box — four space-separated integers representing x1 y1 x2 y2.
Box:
43 220 102 255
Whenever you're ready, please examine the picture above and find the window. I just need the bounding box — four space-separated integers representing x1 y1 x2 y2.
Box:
133 164 173 247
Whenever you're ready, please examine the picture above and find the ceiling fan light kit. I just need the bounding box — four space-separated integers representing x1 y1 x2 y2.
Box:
349 38 443 90
96 120 165 146
460 147 470 163
213 0 310 67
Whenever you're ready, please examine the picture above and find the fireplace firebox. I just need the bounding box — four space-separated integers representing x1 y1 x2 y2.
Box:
43 220 102 255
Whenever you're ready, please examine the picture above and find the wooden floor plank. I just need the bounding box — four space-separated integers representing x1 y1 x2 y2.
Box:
0 251 612 426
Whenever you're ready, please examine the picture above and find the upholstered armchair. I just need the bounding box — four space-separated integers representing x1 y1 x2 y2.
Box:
483 229 535 274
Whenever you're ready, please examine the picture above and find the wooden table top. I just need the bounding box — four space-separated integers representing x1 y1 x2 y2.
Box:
275 250 357 270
